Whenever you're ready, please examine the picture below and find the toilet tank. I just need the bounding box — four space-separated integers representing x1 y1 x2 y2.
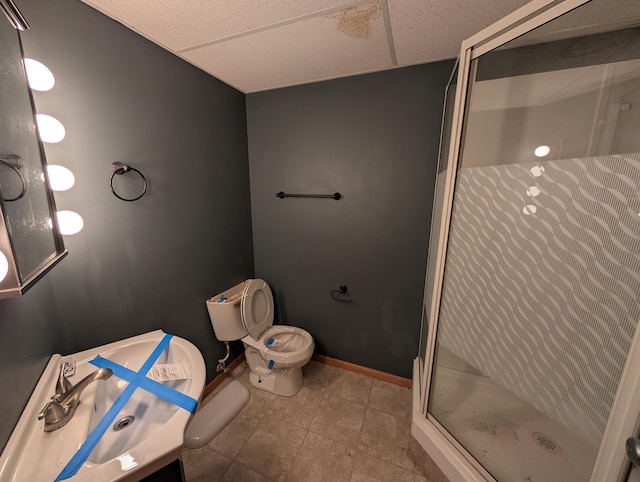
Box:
206 281 249 341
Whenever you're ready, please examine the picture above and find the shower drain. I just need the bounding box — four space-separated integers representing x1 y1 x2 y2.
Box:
531 432 561 453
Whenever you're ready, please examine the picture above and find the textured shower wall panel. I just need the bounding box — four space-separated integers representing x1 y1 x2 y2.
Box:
438 153 640 447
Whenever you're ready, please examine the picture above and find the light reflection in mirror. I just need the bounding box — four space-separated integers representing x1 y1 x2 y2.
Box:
534 145 551 157
49 210 83 235
42 165 75 191
0 251 8 282
23 58 55 92
35 114 65 143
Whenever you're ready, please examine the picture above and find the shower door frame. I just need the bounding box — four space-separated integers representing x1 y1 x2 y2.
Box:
413 0 640 481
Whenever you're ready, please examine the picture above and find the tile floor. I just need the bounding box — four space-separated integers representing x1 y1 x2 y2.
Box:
181 360 428 482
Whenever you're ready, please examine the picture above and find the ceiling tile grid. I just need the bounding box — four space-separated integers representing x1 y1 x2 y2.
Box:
81 0 375 50
387 0 531 65
81 0 532 93
183 2 393 92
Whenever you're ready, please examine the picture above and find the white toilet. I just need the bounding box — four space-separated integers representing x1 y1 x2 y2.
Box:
206 279 314 396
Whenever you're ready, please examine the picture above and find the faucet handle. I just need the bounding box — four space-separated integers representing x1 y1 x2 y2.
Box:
54 363 73 401
39 367 113 432
38 401 63 421
38 400 73 432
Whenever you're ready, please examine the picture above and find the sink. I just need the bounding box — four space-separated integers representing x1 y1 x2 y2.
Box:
0 330 206 481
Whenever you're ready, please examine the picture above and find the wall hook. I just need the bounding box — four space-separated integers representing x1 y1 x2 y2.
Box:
331 284 352 303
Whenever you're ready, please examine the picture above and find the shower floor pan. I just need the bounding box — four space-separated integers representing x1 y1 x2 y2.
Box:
430 361 597 481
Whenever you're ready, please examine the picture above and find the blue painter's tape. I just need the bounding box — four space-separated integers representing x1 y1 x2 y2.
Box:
266 337 274 346
55 381 138 481
268 359 275 369
55 333 174 481
90 355 197 413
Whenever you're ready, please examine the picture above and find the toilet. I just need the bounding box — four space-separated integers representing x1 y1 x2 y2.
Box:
206 279 314 396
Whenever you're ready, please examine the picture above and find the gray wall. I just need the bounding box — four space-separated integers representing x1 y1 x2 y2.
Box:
0 0 253 450
246 61 454 378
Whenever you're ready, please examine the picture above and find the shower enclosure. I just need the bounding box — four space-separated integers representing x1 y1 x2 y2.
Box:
413 0 640 481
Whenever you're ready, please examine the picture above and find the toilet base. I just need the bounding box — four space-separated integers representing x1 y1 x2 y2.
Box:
248 366 303 396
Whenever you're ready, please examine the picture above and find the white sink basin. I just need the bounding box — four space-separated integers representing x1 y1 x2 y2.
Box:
0 330 206 481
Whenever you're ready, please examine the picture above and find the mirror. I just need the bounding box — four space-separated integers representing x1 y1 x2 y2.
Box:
0 0 66 298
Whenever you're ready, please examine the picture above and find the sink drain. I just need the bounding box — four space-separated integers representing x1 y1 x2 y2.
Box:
113 416 135 431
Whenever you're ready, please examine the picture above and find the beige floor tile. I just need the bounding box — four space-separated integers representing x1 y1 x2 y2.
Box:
361 407 412 446
315 395 367 432
209 405 264 458
351 452 395 481
282 385 324 411
301 432 357 470
266 385 323 429
351 452 413 482
302 361 341 393
268 399 316 429
361 408 401 441
331 370 373 405
408 438 449 482
183 362 419 482
358 407 413 466
182 446 232 481
245 382 279 409
394 444 416 471
350 472 379 482
309 414 361 448
221 461 274 482
257 416 309 445
285 447 352 482
236 420 307 481
368 380 412 416
393 465 416 482
357 432 395 465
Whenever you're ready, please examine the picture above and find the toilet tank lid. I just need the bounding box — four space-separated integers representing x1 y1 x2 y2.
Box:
241 279 274 340
183 381 249 449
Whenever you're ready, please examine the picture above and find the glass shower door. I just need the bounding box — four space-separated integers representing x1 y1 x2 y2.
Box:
425 1 640 481
417 60 457 399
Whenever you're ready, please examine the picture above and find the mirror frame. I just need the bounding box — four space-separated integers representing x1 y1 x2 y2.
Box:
0 0 67 298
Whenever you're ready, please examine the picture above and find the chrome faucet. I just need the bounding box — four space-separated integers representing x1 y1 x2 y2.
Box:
38 364 113 432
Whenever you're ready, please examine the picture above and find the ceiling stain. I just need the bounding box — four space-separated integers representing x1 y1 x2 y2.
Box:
331 2 381 39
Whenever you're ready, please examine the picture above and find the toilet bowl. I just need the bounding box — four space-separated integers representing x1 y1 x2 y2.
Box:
206 279 314 396
242 325 314 396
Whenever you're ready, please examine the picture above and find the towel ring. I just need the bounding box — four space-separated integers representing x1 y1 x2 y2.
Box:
0 155 27 202
110 162 147 202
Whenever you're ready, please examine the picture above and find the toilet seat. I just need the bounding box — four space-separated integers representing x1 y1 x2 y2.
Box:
243 325 314 366
240 279 314 368
241 279 274 340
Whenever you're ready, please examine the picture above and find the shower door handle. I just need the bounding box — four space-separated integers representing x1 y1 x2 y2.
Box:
626 437 640 467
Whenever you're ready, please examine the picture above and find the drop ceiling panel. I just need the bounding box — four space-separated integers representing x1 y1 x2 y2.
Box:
182 4 393 92
80 0 535 93
387 0 531 65
82 0 360 50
